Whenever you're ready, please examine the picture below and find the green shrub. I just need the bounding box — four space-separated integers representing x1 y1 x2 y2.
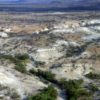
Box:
85 72 100 79
35 61 45 67
29 69 92 100
1 54 29 73
59 79 83 89
0 55 15 61
11 92 20 99
28 85 57 100
1 54 29 62
29 69 56 82
59 79 92 100
29 68 37 74
89 84 99 92
77 89 92 100
37 69 55 82
15 54 29 61
15 62 27 73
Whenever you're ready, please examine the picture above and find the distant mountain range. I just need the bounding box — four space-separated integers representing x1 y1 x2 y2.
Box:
0 0 100 11
16 0 100 9
0 0 100 5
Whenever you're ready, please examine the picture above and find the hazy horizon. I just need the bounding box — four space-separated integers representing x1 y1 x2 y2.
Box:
0 0 100 12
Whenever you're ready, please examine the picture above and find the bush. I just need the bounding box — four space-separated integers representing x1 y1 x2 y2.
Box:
15 54 29 61
28 85 57 100
59 79 92 100
29 69 92 100
11 92 20 99
59 79 83 89
15 62 27 73
37 69 56 82
77 89 92 100
89 84 99 92
29 68 37 74
35 61 45 67
85 72 100 79
29 69 56 83
1 54 29 73
0 55 15 61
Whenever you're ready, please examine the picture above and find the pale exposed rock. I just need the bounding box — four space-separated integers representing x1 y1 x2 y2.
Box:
0 66 46 100
31 40 80 64
4 28 11 33
51 63 92 80
0 32 8 38
82 34 100 41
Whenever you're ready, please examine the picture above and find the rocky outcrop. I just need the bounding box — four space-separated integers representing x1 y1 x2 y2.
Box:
0 65 46 100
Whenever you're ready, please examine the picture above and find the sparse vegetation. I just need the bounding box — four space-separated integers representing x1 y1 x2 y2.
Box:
35 61 45 67
85 72 100 79
15 62 27 73
29 69 93 100
28 85 57 100
15 54 29 61
1 54 29 73
29 69 56 82
11 91 20 100
59 79 92 100
89 84 99 92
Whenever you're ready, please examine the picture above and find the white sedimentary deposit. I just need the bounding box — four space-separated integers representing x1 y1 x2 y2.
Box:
0 67 24 99
4 28 11 33
0 32 8 38
51 19 100 36
0 66 46 99
31 40 80 64
51 63 92 80
88 19 100 24
82 34 100 41
33 47 64 63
